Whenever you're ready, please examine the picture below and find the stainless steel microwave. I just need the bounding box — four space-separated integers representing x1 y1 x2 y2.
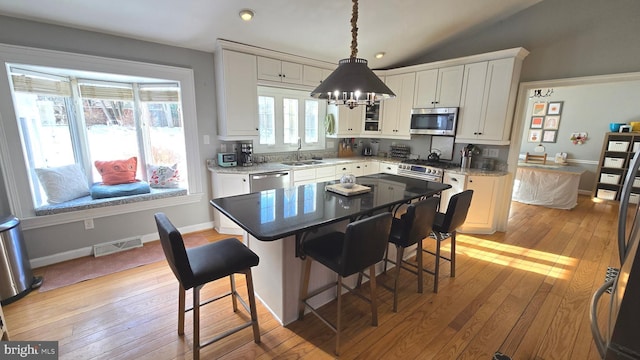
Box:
410 107 458 136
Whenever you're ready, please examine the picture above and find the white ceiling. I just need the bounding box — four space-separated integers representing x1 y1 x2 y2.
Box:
0 0 542 68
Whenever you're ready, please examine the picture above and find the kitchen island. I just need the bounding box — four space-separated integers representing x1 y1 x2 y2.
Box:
210 174 450 324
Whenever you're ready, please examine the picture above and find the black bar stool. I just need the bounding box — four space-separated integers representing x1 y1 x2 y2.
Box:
298 212 392 355
426 189 473 293
383 196 439 311
154 213 260 360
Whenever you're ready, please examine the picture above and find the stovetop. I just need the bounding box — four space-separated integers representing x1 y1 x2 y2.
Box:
400 159 459 169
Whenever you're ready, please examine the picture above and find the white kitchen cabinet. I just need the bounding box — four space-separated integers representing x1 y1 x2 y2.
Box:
361 161 380 175
257 56 303 85
214 50 259 139
381 73 415 139
379 161 399 174
316 166 336 183
456 57 521 145
212 172 250 235
335 162 364 178
327 104 364 137
441 171 505 234
302 65 334 87
413 65 464 108
293 168 317 186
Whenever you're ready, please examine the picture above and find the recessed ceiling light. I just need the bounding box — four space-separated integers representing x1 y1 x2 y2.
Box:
239 9 255 21
375 52 386 59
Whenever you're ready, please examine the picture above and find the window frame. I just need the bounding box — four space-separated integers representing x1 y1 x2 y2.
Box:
0 43 202 229
255 86 326 153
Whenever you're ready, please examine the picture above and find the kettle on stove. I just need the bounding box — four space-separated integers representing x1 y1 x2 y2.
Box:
427 149 441 162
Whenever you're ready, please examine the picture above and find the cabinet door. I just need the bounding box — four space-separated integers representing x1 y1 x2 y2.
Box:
257 56 283 82
362 161 380 175
380 162 398 174
328 104 363 137
213 173 250 233
413 66 463 108
303 65 323 86
457 61 488 140
440 172 467 211
413 69 438 108
478 58 516 141
381 73 415 138
464 175 496 229
281 61 303 84
436 65 464 107
217 50 259 137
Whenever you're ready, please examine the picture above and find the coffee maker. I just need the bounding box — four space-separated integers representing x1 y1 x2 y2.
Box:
239 142 253 166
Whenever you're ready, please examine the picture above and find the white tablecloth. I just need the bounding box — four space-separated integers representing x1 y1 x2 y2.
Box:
512 164 585 209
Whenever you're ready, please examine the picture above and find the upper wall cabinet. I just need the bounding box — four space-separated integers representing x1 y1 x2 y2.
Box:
327 104 364 138
413 65 464 108
456 57 523 145
214 49 259 139
257 57 303 85
381 72 415 139
302 65 334 87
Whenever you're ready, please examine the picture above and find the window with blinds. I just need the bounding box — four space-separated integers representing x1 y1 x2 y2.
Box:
7 64 187 207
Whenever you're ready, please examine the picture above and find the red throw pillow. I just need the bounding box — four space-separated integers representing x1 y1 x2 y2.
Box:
94 157 138 185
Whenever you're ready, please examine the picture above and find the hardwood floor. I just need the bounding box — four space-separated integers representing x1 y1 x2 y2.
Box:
4 195 619 359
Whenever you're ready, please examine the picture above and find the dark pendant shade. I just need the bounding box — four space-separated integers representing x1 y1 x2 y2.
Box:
311 57 395 108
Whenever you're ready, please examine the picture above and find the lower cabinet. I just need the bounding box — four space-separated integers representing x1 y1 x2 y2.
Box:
442 171 505 234
211 172 250 235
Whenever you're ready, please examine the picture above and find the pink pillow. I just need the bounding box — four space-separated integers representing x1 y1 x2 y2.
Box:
94 157 138 185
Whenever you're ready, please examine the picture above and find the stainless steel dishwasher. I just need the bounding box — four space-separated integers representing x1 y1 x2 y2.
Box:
249 171 291 192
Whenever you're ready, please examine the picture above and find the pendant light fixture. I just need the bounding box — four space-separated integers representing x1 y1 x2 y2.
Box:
310 0 395 109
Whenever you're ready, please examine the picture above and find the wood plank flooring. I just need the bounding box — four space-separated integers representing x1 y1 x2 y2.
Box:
3 196 620 359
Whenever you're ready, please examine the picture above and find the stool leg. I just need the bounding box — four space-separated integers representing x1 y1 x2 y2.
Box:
451 232 456 277
336 275 343 356
230 274 238 312
298 257 312 320
383 244 390 274
178 284 185 336
417 239 424 294
393 246 404 312
245 269 261 343
369 265 379 326
193 285 202 360
434 234 442 293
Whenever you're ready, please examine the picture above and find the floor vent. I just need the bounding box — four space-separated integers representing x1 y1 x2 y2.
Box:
93 237 143 257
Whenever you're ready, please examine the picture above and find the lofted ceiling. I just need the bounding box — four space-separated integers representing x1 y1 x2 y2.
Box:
0 0 542 69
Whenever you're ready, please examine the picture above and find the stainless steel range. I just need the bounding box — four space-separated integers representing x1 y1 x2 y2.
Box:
397 159 456 182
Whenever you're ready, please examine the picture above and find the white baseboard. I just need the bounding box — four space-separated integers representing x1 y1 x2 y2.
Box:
31 221 214 269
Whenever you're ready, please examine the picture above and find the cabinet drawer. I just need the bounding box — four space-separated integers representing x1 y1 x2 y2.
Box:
597 189 617 200
631 193 640 204
604 157 625 168
608 141 630 152
634 142 640 153
316 166 335 179
634 177 640 188
600 173 621 185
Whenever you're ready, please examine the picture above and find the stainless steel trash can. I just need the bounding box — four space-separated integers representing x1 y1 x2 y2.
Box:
0 216 37 305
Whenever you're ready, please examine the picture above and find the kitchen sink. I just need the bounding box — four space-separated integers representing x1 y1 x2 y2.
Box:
281 160 323 166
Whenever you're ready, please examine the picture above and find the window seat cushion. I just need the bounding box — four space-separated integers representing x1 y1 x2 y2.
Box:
34 187 187 216
90 181 151 199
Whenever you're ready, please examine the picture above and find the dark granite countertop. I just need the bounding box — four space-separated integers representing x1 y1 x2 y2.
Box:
210 174 450 241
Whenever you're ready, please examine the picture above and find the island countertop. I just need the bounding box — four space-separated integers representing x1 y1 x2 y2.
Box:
210 173 450 241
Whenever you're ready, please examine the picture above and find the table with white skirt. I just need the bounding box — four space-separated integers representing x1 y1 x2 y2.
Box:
512 162 586 209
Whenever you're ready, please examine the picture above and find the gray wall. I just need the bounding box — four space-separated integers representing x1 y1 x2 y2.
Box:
0 16 220 259
400 0 640 83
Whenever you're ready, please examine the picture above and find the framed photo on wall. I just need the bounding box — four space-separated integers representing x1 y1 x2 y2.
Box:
528 129 542 142
544 115 561 130
532 102 547 116
547 101 563 115
542 130 557 143
530 116 544 129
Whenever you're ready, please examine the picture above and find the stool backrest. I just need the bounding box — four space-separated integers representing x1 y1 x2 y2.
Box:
400 197 439 246
154 212 195 289
341 212 392 276
440 190 474 232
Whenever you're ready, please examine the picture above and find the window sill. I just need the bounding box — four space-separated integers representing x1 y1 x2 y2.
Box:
22 189 202 230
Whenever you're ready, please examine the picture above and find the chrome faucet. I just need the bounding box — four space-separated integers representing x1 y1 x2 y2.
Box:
297 138 302 161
